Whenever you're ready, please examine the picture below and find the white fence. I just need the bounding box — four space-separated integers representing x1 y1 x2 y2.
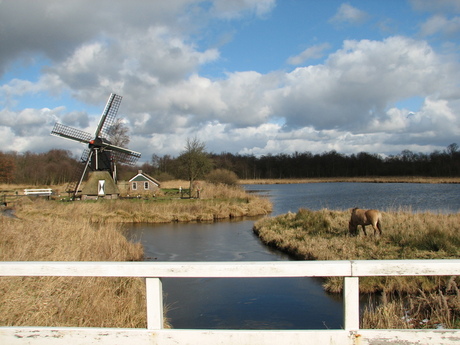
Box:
1 260 460 345
23 188 53 196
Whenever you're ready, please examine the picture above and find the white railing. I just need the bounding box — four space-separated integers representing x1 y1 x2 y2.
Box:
23 188 53 196
1 260 460 345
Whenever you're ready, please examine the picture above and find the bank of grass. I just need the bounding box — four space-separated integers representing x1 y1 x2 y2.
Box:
253 208 460 328
1 181 269 328
0 214 153 328
13 182 272 223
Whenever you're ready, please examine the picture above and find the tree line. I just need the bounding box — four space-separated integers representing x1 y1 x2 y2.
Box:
1 143 460 185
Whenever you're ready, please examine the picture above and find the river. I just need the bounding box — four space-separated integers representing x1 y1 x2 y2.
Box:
127 182 460 329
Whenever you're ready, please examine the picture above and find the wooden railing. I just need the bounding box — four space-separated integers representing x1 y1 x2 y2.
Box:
1 260 460 345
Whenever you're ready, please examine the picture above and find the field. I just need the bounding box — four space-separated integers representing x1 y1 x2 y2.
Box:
0 214 149 328
0 181 270 328
253 208 460 328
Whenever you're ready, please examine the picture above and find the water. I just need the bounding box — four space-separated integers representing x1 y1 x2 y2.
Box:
127 182 460 330
245 182 460 215
129 219 343 329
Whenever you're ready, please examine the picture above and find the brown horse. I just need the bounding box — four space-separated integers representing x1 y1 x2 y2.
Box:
348 208 382 236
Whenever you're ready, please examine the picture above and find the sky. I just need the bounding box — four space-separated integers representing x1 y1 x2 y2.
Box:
1 0 460 163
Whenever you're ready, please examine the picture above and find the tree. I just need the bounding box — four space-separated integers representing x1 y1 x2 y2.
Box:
107 119 131 182
0 152 15 183
177 137 213 195
108 119 130 147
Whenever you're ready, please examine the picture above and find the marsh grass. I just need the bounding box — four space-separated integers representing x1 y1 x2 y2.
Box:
0 213 151 328
362 287 460 329
253 208 460 328
13 182 272 223
255 207 460 259
0 181 268 328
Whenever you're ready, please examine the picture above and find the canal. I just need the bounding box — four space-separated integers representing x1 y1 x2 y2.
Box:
128 182 460 329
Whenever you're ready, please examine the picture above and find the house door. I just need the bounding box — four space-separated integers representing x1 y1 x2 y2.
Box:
98 180 105 196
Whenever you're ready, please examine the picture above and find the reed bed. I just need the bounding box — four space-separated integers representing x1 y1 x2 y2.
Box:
0 182 268 328
0 213 152 328
362 288 460 329
253 208 460 328
13 183 272 224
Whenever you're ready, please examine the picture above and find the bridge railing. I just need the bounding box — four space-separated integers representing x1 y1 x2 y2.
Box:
1 260 460 345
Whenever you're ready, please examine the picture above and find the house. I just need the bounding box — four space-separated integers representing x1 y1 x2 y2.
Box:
128 170 161 196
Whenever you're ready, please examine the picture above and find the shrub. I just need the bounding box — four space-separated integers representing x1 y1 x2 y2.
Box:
205 169 238 186
155 172 175 181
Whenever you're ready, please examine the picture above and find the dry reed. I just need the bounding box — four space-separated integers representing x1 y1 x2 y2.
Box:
0 205 154 328
12 182 272 224
0 181 269 328
253 208 460 329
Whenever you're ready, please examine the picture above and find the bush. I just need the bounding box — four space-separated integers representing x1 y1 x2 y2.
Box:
205 169 238 186
155 172 175 182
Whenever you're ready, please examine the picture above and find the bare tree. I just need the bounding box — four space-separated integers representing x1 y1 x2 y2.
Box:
107 119 131 182
108 119 130 147
177 137 213 196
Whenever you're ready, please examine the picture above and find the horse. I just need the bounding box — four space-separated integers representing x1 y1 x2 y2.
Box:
348 208 382 236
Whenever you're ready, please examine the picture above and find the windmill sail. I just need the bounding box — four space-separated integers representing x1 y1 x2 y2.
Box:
95 93 123 139
51 123 93 144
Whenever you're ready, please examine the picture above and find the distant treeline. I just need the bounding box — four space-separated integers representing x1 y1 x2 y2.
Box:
1 143 459 185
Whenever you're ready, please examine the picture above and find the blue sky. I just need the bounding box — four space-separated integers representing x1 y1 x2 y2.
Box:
1 0 459 162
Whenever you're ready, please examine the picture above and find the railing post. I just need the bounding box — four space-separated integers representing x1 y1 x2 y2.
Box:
146 277 163 330
343 276 359 330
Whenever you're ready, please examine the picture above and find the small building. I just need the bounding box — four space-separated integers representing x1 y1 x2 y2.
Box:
128 170 161 196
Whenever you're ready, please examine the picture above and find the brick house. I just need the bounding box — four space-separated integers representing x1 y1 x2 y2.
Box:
128 170 161 196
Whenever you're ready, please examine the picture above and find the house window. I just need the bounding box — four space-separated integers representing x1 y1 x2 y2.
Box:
132 182 137 190
144 182 149 190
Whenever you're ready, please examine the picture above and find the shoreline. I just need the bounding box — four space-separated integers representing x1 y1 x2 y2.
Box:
239 176 460 184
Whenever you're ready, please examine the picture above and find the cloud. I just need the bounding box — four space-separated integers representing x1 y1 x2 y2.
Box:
410 0 460 13
329 3 369 25
272 36 448 131
287 43 331 65
420 15 460 37
0 0 261 76
1 1 459 160
210 0 276 19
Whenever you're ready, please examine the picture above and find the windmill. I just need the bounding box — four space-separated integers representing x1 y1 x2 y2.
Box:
51 93 141 199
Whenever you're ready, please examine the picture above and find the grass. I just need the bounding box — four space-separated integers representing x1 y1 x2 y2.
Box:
362 289 460 329
2 181 272 223
0 180 270 328
11 184 272 224
253 207 460 328
0 211 150 328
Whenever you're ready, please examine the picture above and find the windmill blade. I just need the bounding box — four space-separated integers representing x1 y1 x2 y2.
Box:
104 143 141 166
112 151 141 166
51 123 93 144
95 93 123 139
102 142 141 156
